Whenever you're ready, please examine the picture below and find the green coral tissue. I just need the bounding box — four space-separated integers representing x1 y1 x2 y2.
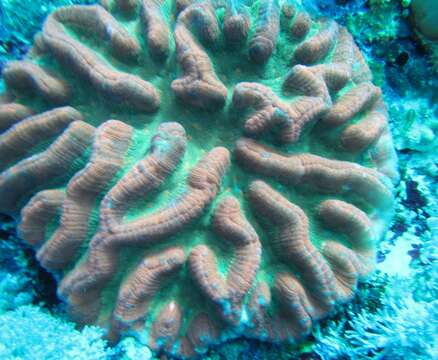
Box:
0 0 399 358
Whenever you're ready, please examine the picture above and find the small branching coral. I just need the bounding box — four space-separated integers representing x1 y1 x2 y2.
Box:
0 0 398 358
313 275 438 360
0 305 112 360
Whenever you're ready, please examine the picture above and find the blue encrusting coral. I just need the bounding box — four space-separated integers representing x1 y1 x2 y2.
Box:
0 0 437 359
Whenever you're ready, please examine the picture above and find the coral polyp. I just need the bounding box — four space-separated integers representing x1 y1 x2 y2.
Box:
0 0 398 358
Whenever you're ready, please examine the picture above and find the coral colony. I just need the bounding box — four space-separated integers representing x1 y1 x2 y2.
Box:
0 0 399 358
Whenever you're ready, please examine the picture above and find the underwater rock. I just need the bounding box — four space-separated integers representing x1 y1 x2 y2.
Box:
0 0 398 358
410 0 438 74
411 0 438 41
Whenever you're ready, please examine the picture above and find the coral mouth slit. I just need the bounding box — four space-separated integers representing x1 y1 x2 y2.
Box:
0 0 398 358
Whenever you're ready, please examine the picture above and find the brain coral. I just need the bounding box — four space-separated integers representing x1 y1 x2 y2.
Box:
0 0 399 358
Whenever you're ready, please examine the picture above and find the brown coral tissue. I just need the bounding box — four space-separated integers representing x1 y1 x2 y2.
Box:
0 0 399 358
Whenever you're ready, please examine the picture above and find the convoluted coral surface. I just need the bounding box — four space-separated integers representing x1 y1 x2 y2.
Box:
0 0 398 358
